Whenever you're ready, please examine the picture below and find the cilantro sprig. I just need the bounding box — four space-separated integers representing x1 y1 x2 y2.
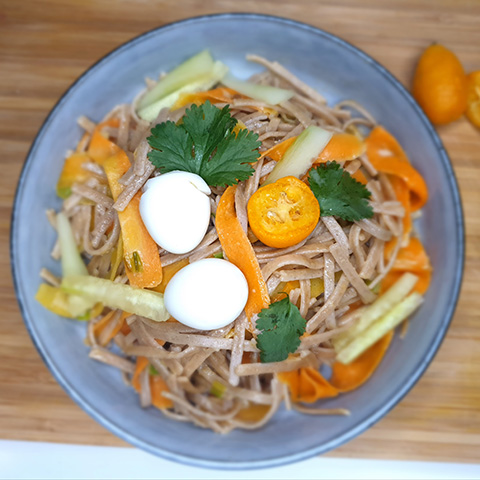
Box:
309 161 374 222
147 101 261 187
256 297 306 363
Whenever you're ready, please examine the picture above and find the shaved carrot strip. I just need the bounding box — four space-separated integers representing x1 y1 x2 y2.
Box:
389 175 412 243
96 118 120 130
330 331 394 392
368 126 409 162
260 137 297 161
236 404 270 422
109 236 124 281
270 280 300 303
173 87 276 115
216 185 270 322
120 321 131 335
132 357 149 391
385 237 432 272
93 310 130 346
104 150 162 288
412 268 432 295
150 258 189 294
86 118 121 164
315 133 366 163
92 310 117 336
132 357 173 409
173 87 240 109
366 126 428 211
381 269 431 296
382 237 432 295
106 311 129 344
262 133 365 166
56 152 92 198
278 367 338 403
76 132 90 153
371 157 428 211
351 169 368 185
150 375 173 409
87 131 120 164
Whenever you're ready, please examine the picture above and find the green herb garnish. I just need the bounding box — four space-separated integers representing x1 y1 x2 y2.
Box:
256 297 306 363
309 161 374 222
147 101 261 187
213 251 224 259
149 365 159 376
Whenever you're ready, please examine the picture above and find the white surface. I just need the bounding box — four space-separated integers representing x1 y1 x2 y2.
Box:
1 440 479 479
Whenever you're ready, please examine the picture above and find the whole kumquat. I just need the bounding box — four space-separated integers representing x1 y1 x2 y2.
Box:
466 71 480 128
412 44 467 125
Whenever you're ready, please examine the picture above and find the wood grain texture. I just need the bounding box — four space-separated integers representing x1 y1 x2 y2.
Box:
1 0 479 463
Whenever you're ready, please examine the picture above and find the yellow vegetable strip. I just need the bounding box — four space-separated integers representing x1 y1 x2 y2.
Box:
35 284 76 318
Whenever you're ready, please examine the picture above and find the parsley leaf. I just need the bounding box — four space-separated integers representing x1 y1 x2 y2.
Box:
256 297 306 363
309 161 374 222
147 101 261 187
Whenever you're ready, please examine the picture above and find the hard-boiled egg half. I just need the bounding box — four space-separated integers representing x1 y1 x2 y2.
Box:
139 171 211 254
164 258 249 330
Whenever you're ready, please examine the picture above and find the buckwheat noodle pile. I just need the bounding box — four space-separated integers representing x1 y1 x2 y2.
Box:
42 55 408 434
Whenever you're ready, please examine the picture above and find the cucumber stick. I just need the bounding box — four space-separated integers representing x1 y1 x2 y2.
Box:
221 73 294 105
56 212 95 316
264 125 333 185
138 50 215 110
336 292 424 364
333 272 419 351
57 212 88 277
62 275 169 323
138 61 228 122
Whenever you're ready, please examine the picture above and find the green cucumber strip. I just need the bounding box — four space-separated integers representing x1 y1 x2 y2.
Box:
138 50 215 110
62 275 169 323
264 125 333 185
222 73 294 105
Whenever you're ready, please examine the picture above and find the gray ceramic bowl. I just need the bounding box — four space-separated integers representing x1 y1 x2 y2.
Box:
11 14 464 470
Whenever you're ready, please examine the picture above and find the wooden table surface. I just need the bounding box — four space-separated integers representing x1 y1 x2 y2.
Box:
1 0 479 465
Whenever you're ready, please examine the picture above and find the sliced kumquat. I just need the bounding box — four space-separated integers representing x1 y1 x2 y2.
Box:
247 176 320 249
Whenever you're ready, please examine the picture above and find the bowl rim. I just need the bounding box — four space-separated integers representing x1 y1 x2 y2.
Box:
10 12 465 470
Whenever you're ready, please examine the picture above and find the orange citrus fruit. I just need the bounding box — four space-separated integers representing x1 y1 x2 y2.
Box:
466 71 480 128
412 44 467 125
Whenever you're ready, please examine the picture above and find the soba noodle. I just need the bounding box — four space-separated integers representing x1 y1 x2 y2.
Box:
47 55 414 434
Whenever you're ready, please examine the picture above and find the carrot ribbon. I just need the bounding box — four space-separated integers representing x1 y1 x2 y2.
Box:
103 150 162 288
330 331 394 392
278 367 338 403
366 126 428 212
215 185 270 321
382 237 432 295
87 118 121 164
132 357 173 410
173 87 277 116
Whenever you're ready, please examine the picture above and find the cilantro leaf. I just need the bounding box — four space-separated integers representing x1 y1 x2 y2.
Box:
256 297 306 363
309 161 374 222
147 101 261 187
147 121 193 172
